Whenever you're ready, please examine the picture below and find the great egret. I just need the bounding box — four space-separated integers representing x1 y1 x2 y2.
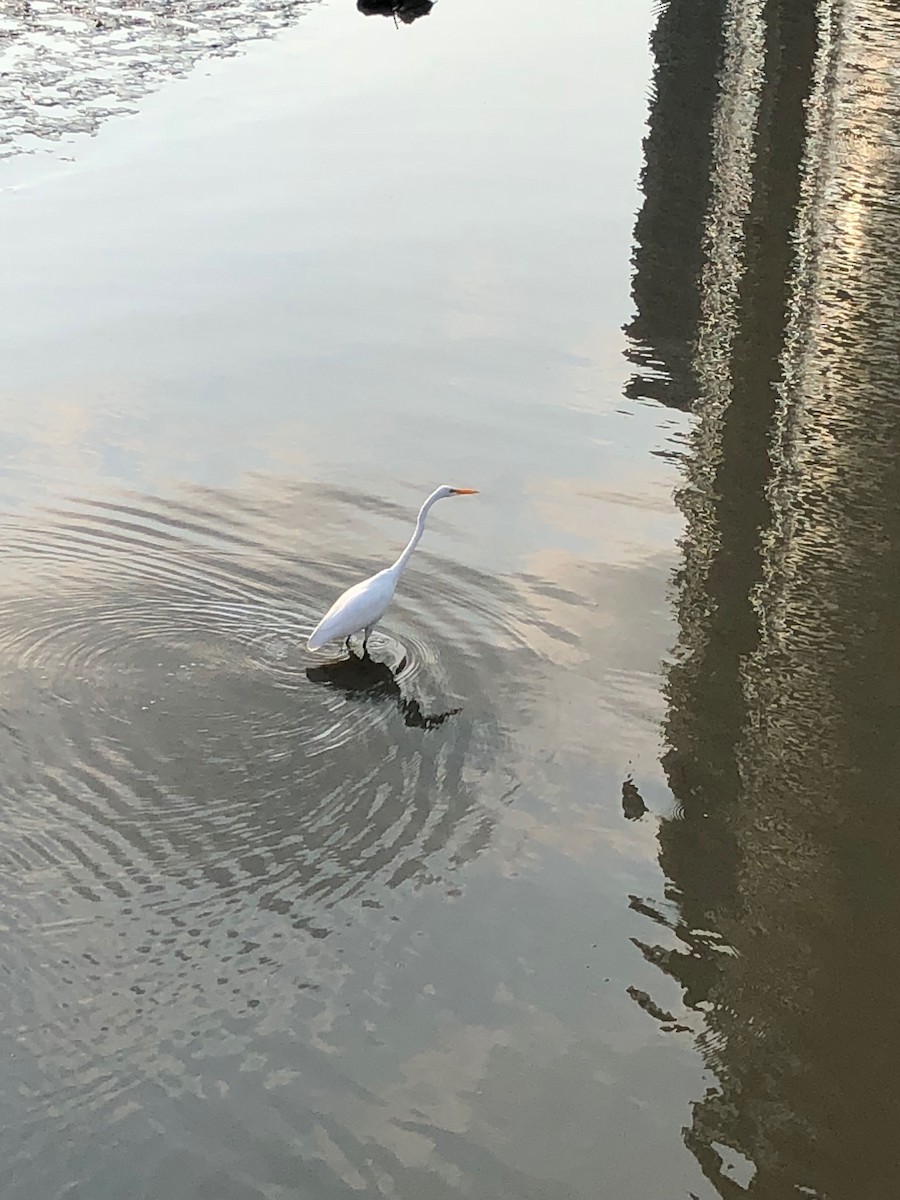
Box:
307 485 478 654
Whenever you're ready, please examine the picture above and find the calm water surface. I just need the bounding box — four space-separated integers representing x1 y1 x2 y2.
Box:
1 2 899 1198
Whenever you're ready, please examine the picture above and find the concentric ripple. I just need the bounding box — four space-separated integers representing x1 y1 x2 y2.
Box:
0 481 554 1156
0 483 529 921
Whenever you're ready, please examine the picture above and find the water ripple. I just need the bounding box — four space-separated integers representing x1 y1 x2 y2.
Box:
0 485 521 929
0 481 554 1163
0 1 318 161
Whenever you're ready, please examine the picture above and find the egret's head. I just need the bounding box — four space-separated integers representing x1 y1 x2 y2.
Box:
442 486 478 499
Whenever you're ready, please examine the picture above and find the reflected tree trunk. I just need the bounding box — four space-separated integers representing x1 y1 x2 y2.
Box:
629 0 900 1195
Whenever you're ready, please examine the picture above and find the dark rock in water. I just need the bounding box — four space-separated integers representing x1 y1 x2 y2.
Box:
357 1 434 24
627 985 676 1024
622 776 648 821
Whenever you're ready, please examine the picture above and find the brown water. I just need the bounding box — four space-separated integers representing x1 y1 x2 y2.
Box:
1 2 898 1198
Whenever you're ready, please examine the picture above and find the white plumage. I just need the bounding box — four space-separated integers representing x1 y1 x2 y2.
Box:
307 485 478 653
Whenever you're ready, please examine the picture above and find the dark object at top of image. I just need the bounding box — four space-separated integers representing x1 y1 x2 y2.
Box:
358 1 434 23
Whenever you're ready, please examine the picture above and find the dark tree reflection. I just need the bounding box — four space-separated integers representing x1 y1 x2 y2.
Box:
629 1 900 1196
624 0 726 411
357 0 434 23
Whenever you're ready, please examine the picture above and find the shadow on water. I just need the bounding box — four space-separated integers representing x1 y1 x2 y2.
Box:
307 650 461 729
628 0 900 1196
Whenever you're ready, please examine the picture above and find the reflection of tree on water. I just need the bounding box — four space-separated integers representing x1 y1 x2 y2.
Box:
630 0 900 1196
624 0 726 411
306 649 460 730
357 0 434 23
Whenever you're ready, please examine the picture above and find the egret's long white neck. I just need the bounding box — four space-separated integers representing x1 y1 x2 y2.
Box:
390 488 444 575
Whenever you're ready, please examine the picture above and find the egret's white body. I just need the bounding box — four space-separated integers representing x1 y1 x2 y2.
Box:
307 485 477 653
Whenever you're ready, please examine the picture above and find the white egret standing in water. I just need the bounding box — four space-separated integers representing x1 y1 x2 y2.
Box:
307 485 479 654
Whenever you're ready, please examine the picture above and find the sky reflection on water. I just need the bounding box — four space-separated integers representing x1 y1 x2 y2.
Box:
5 0 899 1197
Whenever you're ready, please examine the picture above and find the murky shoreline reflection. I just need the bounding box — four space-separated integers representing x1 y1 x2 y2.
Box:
0 0 826 1193
629 1 900 1195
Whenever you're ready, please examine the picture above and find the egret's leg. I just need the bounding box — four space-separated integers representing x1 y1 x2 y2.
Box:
362 625 374 655
345 636 353 655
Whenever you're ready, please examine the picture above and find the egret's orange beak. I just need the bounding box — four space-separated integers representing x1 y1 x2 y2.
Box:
450 488 479 495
